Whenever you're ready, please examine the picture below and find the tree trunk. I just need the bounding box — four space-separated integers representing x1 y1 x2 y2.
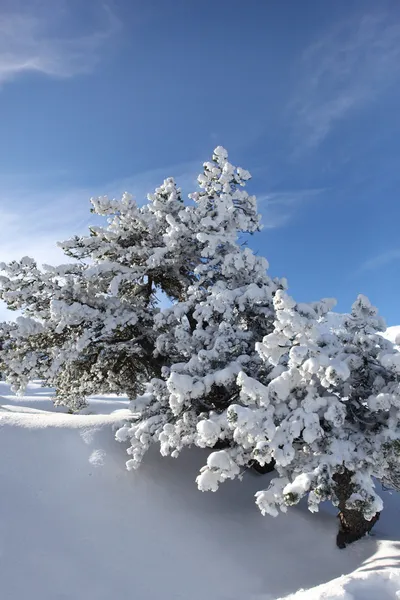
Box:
212 439 231 450
333 469 380 549
250 458 276 475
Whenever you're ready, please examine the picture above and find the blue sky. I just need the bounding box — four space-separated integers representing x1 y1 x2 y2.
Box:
0 0 400 324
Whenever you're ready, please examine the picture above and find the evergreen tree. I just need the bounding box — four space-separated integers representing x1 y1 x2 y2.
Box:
197 290 400 546
116 146 285 470
2 146 399 548
0 179 194 410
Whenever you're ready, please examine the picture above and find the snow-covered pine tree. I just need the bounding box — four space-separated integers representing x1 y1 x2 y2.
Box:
0 178 195 410
197 290 400 547
116 146 285 472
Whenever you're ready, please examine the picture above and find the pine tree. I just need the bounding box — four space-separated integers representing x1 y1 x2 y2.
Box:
0 179 194 410
3 146 399 549
197 290 400 546
0 148 275 418
116 146 285 471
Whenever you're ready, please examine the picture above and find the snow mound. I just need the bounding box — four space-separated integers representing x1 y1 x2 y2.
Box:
283 569 400 600
0 382 399 600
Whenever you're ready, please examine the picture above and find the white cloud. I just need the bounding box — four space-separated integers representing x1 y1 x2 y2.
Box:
0 158 199 263
0 188 93 322
257 189 324 228
0 2 118 85
0 159 199 320
358 249 400 273
291 12 400 150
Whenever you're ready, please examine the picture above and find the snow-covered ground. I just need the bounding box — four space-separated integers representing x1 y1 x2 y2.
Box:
0 381 399 600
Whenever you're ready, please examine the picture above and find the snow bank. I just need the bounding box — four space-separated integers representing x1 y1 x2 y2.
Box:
1 382 399 600
282 569 400 599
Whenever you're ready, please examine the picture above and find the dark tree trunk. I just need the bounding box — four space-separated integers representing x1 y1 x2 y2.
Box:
333 469 380 549
249 458 276 475
212 439 231 450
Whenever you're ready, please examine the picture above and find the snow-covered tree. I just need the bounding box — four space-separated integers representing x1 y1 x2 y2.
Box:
196 290 400 546
0 178 195 410
3 145 398 549
0 147 277 420
116 146 285 469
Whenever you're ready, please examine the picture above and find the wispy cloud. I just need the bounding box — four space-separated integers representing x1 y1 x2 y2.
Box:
0 159 200 321
0 158 200 263
0 196 90 265
0 2 119 85
291 12 400 150
358 249 400 274
257 188 325 228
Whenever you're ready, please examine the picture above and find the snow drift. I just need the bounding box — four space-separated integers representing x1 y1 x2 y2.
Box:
0 381 400 599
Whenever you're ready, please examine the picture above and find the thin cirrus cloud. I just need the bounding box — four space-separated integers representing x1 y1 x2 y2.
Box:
0 159 198 321
0 159 200 264
358 249 400 274
0 3 119 85
257 189 325 229
290 12 400 150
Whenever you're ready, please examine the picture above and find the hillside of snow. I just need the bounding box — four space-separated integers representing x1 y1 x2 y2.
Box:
1 381 400 600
